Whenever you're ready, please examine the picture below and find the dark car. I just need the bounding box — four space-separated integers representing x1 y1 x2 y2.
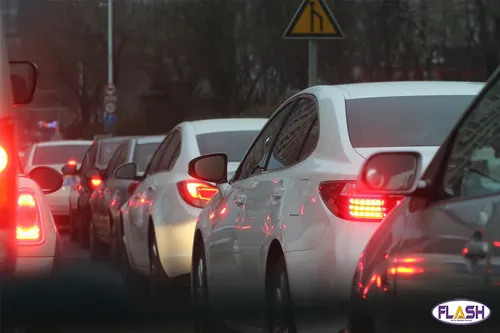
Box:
346 71 500 332
88 135 164 262
62 136 131 248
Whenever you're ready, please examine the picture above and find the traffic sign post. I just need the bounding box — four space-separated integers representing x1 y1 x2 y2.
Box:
103 83 117 133
283 0 345 87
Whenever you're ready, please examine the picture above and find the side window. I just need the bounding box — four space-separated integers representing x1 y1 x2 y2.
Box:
80 144 95 173
299 118 319 160
235 101 296 181
158 131 181 172
266 97 318 171
104 143 126 179
145 134 172 176
442 77 500 198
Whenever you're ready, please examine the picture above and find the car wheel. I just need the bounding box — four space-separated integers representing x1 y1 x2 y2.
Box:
89 219 108 261
109 218 122 268
69 211 78 242
266 255 297 333
192 241 213 333
148 227 170 296
120 244 148 294
78 213 90 249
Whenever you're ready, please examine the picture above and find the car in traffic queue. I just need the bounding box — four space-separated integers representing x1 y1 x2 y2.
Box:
23 140 92 231
88 135 164 262
345 73 500 333
16 158 65 276
62 136 130 248
188 81 484 333
119 118 267 294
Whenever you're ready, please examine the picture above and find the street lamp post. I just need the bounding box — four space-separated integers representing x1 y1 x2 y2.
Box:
105 0 113 133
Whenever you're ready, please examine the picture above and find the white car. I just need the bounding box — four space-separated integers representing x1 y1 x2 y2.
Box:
24 140 92 230
189 81 484 332
16 159 64 276
120 118 267 293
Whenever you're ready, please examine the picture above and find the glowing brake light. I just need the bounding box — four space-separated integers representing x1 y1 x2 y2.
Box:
67 160 77 166
90 177 102 188
0 146 7 172
177 180 218 208
388 256 424 276
16 190 43 244
318 181 402 222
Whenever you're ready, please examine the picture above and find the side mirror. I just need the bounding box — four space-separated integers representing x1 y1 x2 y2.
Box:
28 166 63 194
114 162 138 180
84 167 101 180
9 61 38 105
188 153 228 184
357 152 422 194
61 164 77 176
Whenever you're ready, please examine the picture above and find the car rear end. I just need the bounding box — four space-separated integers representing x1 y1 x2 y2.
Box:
16 176 59 277
27 141 91 231
286 83 483 305
155 119 266 278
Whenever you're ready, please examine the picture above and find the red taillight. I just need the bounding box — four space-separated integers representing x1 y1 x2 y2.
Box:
128 181 139 197
318 181 402 222
16 190 43 244
67 160 77 166
90 177 102 189
388 256 424 276
0 145 8 172
177 180 218 208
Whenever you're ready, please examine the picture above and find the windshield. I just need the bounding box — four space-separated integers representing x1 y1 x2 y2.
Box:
346 95 476 148
31 145 89 165
196 131 260 162
98 141 122 165
133 142 161 172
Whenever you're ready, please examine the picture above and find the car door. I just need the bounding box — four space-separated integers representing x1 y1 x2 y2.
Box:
208 100 295 295
134 130 182 265
78 142 97 213
238 97 318 297
388 75 500 332
128 133 173 267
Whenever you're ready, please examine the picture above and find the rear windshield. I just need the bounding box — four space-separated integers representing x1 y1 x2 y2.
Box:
346 95 476 148
196 131 260 162
133 142 161 172
32 145 89 165
98 141 122 165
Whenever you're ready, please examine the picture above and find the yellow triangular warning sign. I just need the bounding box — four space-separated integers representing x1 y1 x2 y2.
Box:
283 0 344 39
453 306 466 320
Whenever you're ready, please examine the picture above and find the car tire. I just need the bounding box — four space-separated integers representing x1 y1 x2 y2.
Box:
148 227 171 296
89 219 108 261
109 218 121 268
69 211 78 243
78 212 90 249
192 240 213 333
120 244 148 293
266 255 297 333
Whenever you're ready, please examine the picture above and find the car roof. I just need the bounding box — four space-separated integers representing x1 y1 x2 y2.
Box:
308 81 485 100
183 118 268 135
34 140 93 147
97 136 133 144
136 135 166 145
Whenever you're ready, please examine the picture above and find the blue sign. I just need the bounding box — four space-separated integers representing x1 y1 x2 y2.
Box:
104 113 116 133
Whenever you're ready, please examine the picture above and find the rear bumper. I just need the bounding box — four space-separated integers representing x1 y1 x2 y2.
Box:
15 257 55 277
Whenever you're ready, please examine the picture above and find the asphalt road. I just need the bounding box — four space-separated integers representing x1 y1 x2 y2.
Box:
6 236 345 333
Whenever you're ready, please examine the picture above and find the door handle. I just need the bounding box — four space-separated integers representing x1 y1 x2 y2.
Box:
463 240 489 260
271 187 285 199
234 192 246 205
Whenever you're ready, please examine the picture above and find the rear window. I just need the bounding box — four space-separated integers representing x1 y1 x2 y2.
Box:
196 131 260 162
346 95 476 148
98 141 122 165
133 142 161 172
32 145 89 165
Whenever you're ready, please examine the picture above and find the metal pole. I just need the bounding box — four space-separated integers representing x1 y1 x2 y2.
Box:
308 39 318 87
105 0 113 133
107 0 113 85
